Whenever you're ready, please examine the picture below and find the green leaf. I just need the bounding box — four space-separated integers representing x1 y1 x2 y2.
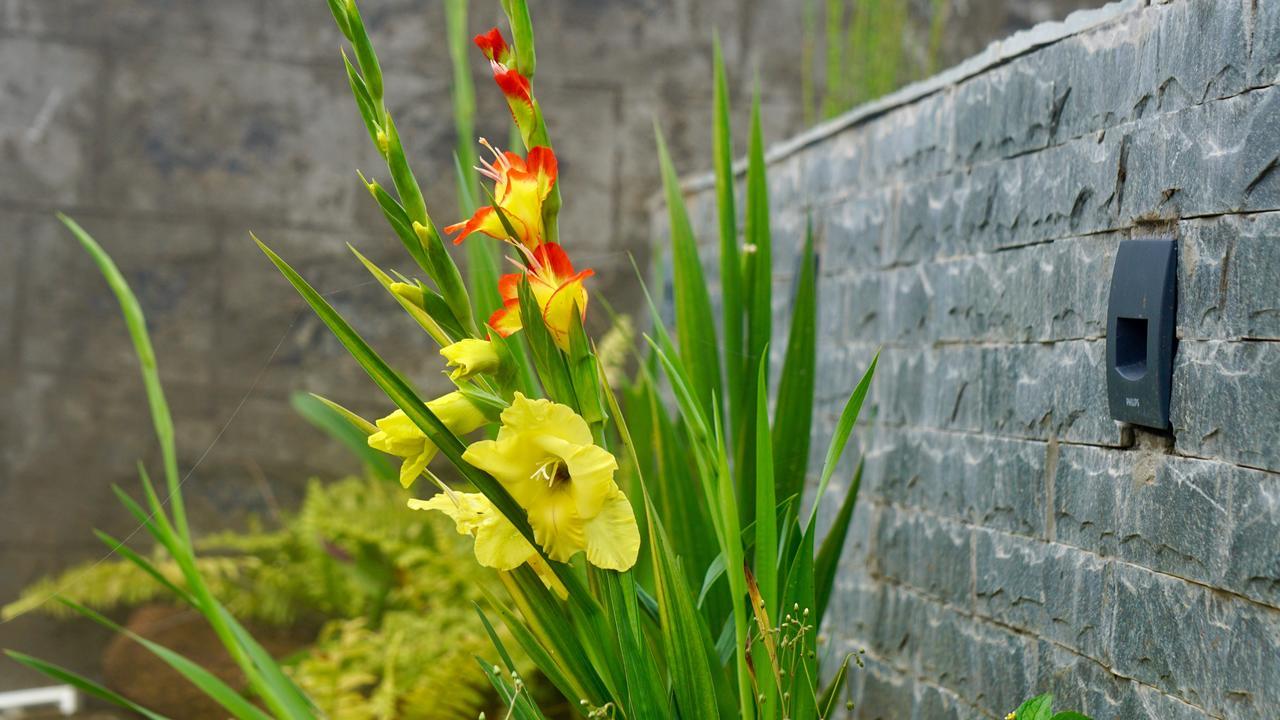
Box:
814 458 862 624
647 513 722 719
91 529 196 607
57 214 189 544
810 350 878 526
290 392 396 484
57 599 274 720
753 354 778 618
738 82 773 526
4 650 172 720
500 0 537 79
340 50 380 146
567 309 606 428
344 0 384 102
1015 693 1055 720
773 219 818 523
712 33 744 437
654 123 723 424
600 570 669 718
325 0 353 40
1051 713 1094 720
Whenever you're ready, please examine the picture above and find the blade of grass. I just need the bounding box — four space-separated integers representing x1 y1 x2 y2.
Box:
290 391 396 483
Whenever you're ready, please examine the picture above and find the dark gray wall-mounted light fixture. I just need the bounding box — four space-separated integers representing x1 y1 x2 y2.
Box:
1106 239 1178 429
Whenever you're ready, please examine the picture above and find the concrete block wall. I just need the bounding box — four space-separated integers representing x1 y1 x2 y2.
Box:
664 1 1280 717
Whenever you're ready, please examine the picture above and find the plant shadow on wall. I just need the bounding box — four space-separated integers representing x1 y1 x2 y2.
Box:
5 1 1088 719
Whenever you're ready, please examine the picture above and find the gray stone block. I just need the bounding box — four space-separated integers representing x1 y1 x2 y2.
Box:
1035 641 1216 720
1253 0 1280 87
1111 563 1280 719
1172 339 1280 473
1120 85 1280 221
973 530 1114 661
872 506 973 608
952 49 1064 164
1179 212 1280 341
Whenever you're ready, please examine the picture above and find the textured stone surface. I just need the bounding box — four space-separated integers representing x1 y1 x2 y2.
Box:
664 0 1280 716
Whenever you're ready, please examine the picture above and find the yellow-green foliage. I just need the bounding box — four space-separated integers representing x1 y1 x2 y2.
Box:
5 476 506 719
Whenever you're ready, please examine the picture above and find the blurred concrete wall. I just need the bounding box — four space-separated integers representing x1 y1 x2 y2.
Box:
0 0 1102 693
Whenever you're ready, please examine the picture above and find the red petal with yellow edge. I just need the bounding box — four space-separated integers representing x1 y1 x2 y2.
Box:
533 243 576 283
488 299 524 337
497 272 523 303
474 28 510 64
445 206 509 244
525 147 558 199
542 269 594 348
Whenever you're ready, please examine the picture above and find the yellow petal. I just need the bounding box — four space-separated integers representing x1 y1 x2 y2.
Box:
398 448 433 488
560 443 617 518
500 393 593 447
583 490 641 571
426 391 488 434
368 409 425 457
407 492 488 535
527 488 587 563
541 275 589 350
474 513 538 571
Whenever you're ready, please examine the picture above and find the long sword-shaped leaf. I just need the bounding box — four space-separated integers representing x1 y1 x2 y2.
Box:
58 599 273 720
809 351 878 527
814 458 862 625
772 220 818 526
655 123 723 424
738 83 773 526
712 34 745 437
753 355 778 620
290 391 396 484
4 651 171 720
57 213 189 544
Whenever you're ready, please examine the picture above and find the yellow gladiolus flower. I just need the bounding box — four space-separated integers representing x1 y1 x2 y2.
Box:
440 339 501 382
368 392 488 488
462 393 640 571
409 491 567 598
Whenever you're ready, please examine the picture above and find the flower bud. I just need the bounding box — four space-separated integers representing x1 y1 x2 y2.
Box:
389 281 426 310
440 338 502 382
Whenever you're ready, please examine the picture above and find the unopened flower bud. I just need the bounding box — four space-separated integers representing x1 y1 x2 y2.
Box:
389 281 426 310
441 338 502 382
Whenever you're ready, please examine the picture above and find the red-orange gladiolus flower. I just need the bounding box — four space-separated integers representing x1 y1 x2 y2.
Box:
444 142 557 250
475 27 536 142
489 243 593 350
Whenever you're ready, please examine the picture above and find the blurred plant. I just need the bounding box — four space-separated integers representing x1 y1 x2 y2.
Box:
4 465 522 718
1008 693 1093 720
802 0 950 124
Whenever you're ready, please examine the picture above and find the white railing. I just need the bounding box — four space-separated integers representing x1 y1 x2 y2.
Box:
0 685 80 716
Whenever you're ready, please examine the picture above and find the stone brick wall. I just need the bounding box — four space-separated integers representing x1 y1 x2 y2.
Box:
665 1 1280 718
